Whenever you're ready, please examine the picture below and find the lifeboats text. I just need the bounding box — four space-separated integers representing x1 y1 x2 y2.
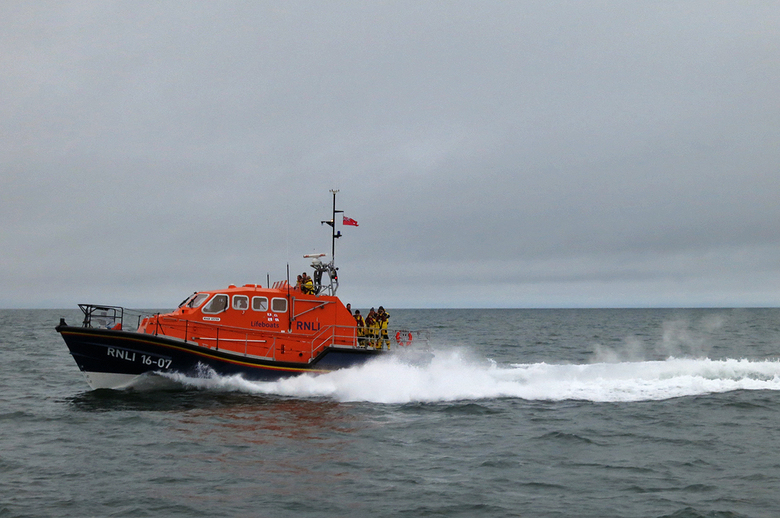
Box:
251 321 280 329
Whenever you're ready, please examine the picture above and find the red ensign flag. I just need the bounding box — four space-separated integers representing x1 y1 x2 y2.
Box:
343 216 359 226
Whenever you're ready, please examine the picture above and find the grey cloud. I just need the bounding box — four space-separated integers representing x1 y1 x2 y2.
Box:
2 1 780 308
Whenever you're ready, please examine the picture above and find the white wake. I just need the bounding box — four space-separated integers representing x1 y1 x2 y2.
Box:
162 349 780 404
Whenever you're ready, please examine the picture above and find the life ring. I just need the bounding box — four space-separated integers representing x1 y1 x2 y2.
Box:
395 330 413 347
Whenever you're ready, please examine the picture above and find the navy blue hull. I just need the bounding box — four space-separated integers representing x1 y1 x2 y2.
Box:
56 325 384 385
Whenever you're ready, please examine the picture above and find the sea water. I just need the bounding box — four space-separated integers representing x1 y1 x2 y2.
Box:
2 308 780 517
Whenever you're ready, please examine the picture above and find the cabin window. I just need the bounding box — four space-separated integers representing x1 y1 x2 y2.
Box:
271 297 287 313
233 295 249 310
252 296 268 311
188 293 209 308
202 294 228 314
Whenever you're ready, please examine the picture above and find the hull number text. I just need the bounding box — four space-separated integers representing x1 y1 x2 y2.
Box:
107 347 172 369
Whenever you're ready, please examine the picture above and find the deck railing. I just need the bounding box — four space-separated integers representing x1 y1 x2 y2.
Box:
79 304 125 329
141 315 366 362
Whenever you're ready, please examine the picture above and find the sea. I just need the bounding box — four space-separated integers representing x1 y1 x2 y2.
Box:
2 308 780 518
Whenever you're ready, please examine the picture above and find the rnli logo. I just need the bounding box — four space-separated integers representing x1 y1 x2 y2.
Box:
295 321 321 331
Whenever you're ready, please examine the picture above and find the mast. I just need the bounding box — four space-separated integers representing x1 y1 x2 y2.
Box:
330 189 342 262
321 189 343 263
313 189 344 296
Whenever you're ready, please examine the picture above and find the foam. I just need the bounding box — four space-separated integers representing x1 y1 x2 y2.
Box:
161 349 780 404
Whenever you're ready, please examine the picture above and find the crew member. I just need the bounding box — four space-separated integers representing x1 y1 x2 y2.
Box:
354 310 366 346
365 308 378 348
301 272 314 294
378 306 390 350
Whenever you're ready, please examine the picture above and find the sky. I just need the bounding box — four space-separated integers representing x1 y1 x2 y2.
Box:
2 1 780 309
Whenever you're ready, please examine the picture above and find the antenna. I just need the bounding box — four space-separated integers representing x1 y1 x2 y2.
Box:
331 189 342 261
321 189 343 262
316 190 344 296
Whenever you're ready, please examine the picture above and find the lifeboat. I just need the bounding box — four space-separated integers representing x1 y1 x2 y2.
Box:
56 191 427 390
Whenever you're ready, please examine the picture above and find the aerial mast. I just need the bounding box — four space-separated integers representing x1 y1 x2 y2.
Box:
313 189 343 296
323 189 342 262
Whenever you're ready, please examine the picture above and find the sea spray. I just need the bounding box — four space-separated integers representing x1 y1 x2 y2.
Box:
160 349 780 404
591 313 728 363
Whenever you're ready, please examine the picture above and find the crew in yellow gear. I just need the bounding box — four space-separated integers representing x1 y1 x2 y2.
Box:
366 308 379 348
301 272 314 294
354 310 366 346
378 306 390 350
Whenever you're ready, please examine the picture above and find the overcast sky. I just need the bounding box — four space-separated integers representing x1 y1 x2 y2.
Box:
2 1 780 309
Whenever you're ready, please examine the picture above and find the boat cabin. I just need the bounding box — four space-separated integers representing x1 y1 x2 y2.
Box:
136 283 358 365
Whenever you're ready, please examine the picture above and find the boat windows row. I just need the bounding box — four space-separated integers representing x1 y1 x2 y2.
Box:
192 294 288 314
